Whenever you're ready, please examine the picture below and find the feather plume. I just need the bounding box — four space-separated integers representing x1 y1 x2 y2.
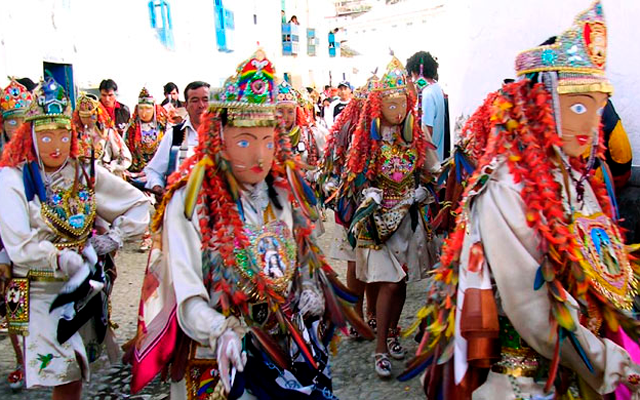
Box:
183 156 213 220
276 310 318 370
566 329 594 373
323 271 359 304
402 112 414 143
339 299 375 340
397 350 435 382
544 329 564 393
249 326 289 370
370 118 380 141
534 263 545 291
551 301 577 332
317 268 348 330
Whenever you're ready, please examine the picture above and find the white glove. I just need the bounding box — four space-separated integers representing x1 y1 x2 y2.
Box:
82 243 98 267
58 249 84 277
216 329 247 394
323 180 337 195
305 169 320 183
413 186 429 204
298 286 325 317
362 187 383 205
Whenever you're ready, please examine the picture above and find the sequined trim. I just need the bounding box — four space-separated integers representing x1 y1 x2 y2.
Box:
570 212 637 310
4 278 29 335
492 317 542 379
185 343 224 400
233 220 297 298
41 185 96 250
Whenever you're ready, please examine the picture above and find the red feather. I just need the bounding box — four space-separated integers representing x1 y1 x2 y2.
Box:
276 310 318 370
339 300 375 340
544 331 561 393
249 326 289 370
317 269 348 329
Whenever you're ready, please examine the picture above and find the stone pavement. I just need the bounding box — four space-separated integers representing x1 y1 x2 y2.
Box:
0 214 427 399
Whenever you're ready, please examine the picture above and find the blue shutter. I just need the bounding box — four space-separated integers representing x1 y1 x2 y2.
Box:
149 1 174 50
214 1 233 52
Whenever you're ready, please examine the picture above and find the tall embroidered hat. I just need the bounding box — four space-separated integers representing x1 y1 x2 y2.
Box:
76 93 100 118
25 77 72 131
515 0 612 94
371 55 408 94
138 87 154 105
276 80 299 105
1 78 33 118
209 49 277 127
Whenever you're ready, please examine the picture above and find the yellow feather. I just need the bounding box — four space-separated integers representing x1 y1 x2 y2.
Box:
183 156 212 220
445 311 455 338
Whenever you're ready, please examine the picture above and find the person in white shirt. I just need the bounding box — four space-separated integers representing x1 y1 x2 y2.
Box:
144 81 210 196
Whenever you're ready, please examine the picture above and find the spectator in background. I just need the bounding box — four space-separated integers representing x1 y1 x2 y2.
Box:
320 97 332 128
323 85 332 98
407 51 447 161
144 81 209 196
161 82 183 108
325 81 352 129
281 10 286 24
99 78 130 136
289 15 299 25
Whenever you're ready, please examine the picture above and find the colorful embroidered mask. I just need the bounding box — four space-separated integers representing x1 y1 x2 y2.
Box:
1 79 33 118
25 77 72 132
515 1 612 95
138 87 155 106
209 49 277 127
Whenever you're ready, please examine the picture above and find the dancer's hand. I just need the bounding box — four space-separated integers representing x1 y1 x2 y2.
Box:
305 169 320 183
216 329 246 393
298 285 325 317
58 249 84 277
90 234 119 256
362 187 383 205
323 180 337 194
413 186 429 204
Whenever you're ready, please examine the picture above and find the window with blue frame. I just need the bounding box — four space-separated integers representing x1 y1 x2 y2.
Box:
148 0 174 50
307 28 317 56
282 23 299 56
214 0 235 52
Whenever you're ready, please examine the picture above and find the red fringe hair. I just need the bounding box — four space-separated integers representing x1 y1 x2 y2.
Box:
323 97 363 165
0 122 79 168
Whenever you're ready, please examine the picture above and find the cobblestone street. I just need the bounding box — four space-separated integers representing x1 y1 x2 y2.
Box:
0 214 426 400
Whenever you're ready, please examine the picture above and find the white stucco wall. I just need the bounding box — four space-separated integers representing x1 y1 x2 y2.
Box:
0 0 290 106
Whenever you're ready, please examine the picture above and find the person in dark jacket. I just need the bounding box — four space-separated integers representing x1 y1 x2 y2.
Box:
99 79 130 136
160 82 183 108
